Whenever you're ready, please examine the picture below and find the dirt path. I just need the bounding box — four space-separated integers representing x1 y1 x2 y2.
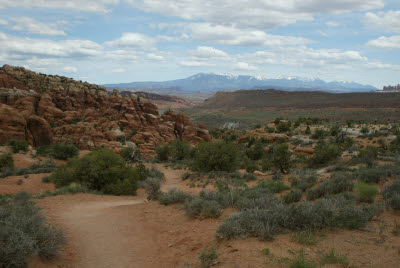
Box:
31 164 210 268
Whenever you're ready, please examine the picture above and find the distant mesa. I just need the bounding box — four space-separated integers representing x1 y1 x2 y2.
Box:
104 73 378 93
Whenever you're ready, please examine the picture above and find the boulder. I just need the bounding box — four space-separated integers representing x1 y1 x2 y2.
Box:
0 103 26 144
26 115 53 146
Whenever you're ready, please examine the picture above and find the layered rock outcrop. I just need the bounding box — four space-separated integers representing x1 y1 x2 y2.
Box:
0 65 211 156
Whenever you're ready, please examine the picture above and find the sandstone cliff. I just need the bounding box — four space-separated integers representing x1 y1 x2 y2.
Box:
0 65 210 156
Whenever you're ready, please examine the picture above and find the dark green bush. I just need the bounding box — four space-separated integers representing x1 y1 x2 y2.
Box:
257 179 289 193
383 180 400 210
52 144 78 160
289 171 318 191
170 139 192 160
358 146 378 167
245 164 258 173
120 145 140 162
0 159 56 179
282 190 303 204
155 143 170 161
49 149 139 195
271 143 292 173
276 122 291 133
246 142 264 160
242 172 256 181
7 139 29 153
0 191 65 267
311 129 328 139
192 141 239 172
0 153 13 172
310 142 342 166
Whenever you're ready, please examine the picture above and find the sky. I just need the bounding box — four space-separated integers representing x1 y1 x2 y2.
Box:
0 0 399 88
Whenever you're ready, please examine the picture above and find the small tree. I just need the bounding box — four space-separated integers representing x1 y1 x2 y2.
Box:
155 143 169 162
0 153 14 172
52 144 79 160
358 146 378 167
272 143 292 173
310 142 342 166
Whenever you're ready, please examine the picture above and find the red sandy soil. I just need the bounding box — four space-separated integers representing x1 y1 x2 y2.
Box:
2 154 400 267
0 173 54 195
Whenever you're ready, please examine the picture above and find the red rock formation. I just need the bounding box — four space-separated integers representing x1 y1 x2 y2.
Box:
0 65 211 156
0 103 27 144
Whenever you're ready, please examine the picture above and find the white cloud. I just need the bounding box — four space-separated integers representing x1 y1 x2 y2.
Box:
366 35 400 50
11 17 66 36
234 62 258 71
105 32 156 50
147 53 164 60
0 18 7 25
111 68 126 73
317 30 329 37
63 66 78 73
192 46 229 59
127 0 383 29
366 61 400 70
188 23 311 47
326 21 340 27
364 10 400 33
0 32 102 58
0 0 119 13
179 61 215 67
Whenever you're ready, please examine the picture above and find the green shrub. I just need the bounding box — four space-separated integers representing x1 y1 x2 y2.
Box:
143 177 161 200
361 126 370 134
0 153 13 172
246 142 264 160
192 141 239 172
320 248 350 267
7 139 29 153
330 125 341 136
276 122 291 133
0 159 56 179
52 144 78 160
289 171 317 191
257 179 289 193
358 146 378 167
155 143 170 161
383 180 400 210
216 195 381 241
41 176 50 183
271 143 292 173
182 172 191 180
159 188 191 205
170 139 192 160
199 246 218 268
120 145 140 162
291 230 318 245
311 129 328 140
354 165 400 183
245 164 258 173
184 198 222 218
71 117 82 124
355 182 378 203
49 149 139 195
36 145 53 156
310 142 342 166
306 173 353 200
0 191 65 267
282 190 303 204
289 249 316 268
242 172 256 181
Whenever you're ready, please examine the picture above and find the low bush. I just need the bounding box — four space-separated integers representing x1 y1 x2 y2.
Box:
49 149 140 196
354 165 400 184
282 190 303 204
0 153 13 172
182 172 191 180
357 146 378 167
169 139 192 161
184 197 222 218
242 172 256 181
7 139 29 153
51 144 78 160
245 164 258 173
120 145 140 162
158 188 191 205
0 191 65 267
0 159 56 178
199 246 218 268
306 173 353 200
383 180 400 210
192 141 239 172
257 179 289 193
246 142 264 161
289 171 318 191
320 248 350 267
310 142 342 166
311 129 328 140
155 143 170 161
143 177 161 200
355 182 378 203
216 195 382 241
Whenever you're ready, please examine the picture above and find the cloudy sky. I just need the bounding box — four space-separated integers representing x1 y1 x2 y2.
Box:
0 0 399 88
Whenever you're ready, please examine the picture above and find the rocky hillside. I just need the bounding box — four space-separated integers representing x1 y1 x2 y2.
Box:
200 89 400 109
120 91 195 109
0 65 210 156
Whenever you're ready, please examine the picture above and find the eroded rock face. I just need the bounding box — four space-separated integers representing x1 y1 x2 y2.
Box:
0 103 26 144
0 65 211 156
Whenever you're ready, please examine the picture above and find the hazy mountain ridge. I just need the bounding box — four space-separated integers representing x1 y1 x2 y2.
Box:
104 73 378 93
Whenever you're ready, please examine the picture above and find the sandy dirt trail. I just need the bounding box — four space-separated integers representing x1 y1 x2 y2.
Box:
31 164 208 268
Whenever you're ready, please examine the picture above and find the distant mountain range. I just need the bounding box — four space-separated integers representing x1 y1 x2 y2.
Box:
104 73 378 93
